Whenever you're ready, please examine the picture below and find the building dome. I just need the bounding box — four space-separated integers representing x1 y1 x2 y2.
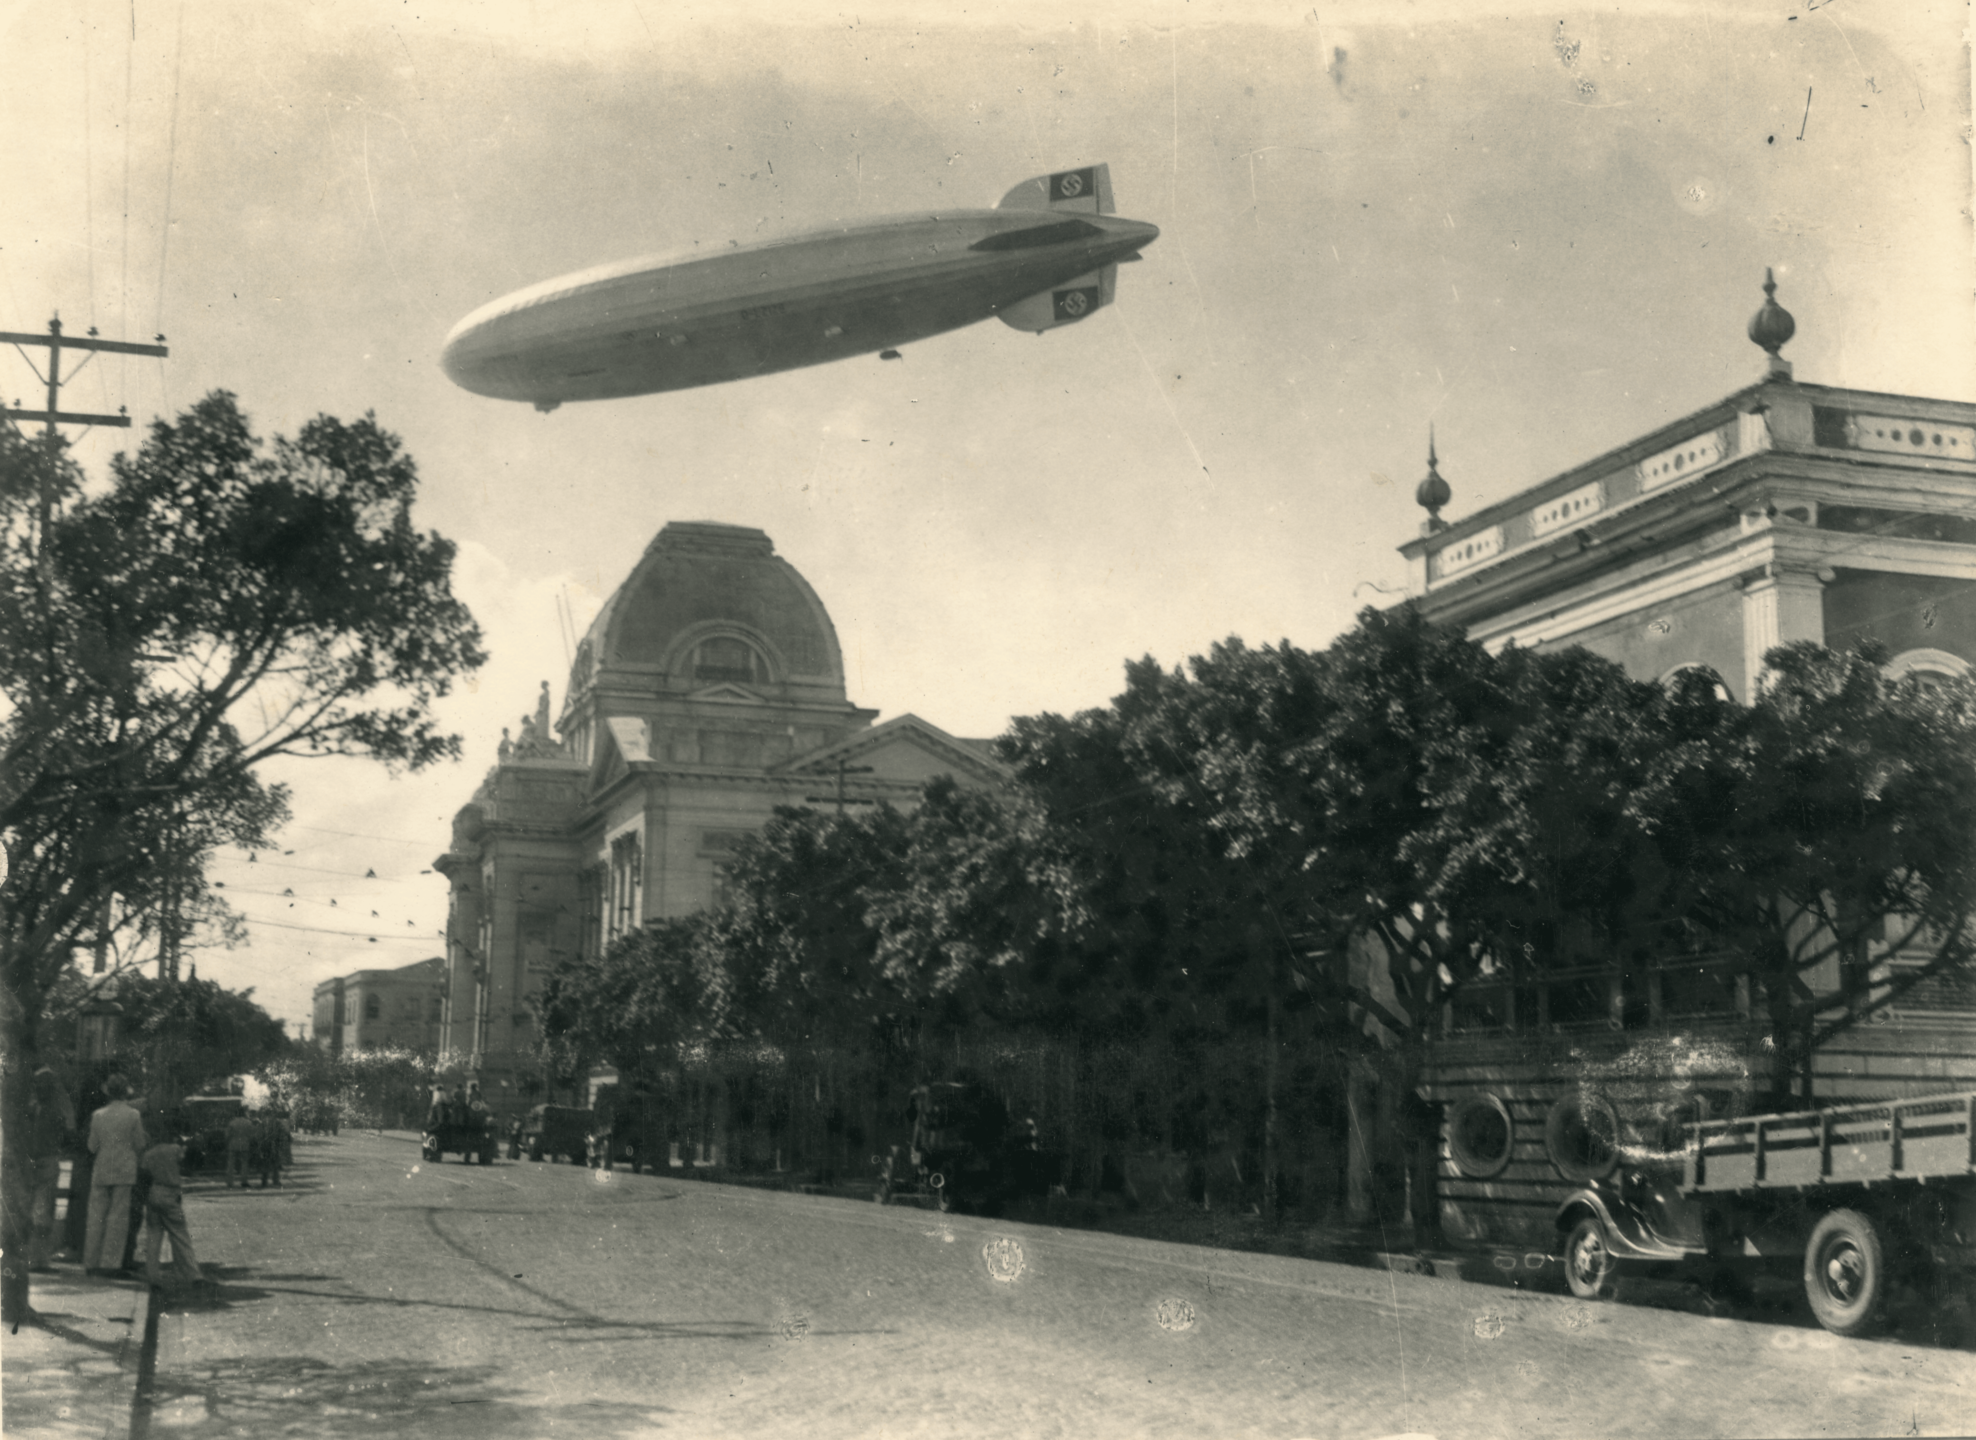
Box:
568 522 847 708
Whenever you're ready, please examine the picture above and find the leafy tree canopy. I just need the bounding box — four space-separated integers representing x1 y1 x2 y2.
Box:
1 393 483 1323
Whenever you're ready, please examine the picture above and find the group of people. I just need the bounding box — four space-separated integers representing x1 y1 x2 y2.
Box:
223 1107 292 1188
425 1083 492 1133
25 1069 207 1291
292 1100 342 1136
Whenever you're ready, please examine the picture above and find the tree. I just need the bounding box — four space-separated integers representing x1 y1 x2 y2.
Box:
1001 642 1359 1216
1638 641 1976 1103
534 915 724 1090
864 777 1069 1030
0 394 484 1323
41 967 291 1100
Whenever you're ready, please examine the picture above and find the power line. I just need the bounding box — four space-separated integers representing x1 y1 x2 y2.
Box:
244 917 444 943
153 0 186 409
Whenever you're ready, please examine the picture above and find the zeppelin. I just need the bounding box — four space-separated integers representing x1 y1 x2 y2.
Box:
440 164 1159 411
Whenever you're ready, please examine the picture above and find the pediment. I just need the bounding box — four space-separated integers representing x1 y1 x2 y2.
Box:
583 716 643 796
685 683 765 705
780 713 1008 788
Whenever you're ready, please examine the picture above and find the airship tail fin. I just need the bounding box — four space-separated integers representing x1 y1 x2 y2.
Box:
997 163 1114 215
996 263 1117 333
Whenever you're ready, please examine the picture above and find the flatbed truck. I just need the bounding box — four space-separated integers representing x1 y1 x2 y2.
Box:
1556 1090 1976 1336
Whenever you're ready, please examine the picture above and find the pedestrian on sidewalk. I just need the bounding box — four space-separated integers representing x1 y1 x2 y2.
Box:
63 1071 109 1257
26 1067 75 1271
225 1110 254 1187
82 1074 148 1276
139 1130 206 1289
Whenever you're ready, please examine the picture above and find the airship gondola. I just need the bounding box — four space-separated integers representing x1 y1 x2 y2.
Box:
441 164 1158 410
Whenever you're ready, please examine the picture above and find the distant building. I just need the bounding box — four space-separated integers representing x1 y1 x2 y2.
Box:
1391 276 1976 1247
311 957 446 1057
432 521 1008 1112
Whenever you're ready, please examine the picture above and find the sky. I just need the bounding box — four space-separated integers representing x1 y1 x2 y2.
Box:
5 0 1972 1035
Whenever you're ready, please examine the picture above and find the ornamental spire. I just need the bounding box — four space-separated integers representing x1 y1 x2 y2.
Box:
1747 267 1796 379
1415 425 1451 534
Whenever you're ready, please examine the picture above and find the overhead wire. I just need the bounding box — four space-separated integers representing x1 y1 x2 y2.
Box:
154 0 185 411
81 0 105 408
119 0 135 411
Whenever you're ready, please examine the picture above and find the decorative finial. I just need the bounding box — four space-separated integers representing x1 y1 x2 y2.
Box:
1748 267 1795 378
1415 424 1451 533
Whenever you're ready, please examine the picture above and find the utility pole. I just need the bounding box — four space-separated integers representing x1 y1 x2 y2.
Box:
4 313 169 560
3 313 168 443
6 316 172 982
833 760 875 817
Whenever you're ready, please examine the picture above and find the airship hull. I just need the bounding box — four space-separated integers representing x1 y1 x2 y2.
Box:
442 199 1158 407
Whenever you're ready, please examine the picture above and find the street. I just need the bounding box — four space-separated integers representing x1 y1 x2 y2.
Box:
124 1130 1972 1438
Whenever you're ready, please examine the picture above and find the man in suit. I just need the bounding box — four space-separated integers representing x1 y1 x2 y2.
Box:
83 1074 148 1275
25 1067 75 1270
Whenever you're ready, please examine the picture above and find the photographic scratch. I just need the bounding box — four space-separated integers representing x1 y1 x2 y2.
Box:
1798 86 1813 140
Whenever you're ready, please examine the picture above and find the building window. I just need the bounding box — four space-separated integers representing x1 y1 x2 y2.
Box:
1886 648 1970 692
363 993 381 1021
1660 663 1734 704
577 865 605 962
608 833 642 941
1447 1093 1515 1178
691 635 767 685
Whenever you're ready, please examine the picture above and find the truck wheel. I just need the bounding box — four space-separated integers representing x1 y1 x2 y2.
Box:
1804 1208 1887 1337
1564 1213 1615 1299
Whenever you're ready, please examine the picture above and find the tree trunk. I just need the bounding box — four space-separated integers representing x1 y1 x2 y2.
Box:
1262 989 1279 1221
1345 1058 1375 1225
2 981 38 1326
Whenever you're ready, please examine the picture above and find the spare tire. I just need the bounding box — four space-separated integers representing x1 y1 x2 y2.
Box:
1447 1093 1516 1179
1546 1092 1620 1181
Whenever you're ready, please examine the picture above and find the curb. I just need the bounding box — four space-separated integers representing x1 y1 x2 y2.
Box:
3 1267 152 1440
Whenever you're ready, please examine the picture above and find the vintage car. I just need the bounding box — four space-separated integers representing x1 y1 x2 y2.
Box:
521 1103 593 1164
873 1080 1061 1215
422 1102 498 1165
589 1086 669 1172
1555 1090 1976 1336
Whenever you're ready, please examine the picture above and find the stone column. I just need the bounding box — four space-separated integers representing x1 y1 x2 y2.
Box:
1741 564 1825 699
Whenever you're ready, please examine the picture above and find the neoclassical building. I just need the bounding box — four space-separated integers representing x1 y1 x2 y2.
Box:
1392 277 1976 1247
432 521 1007 1108
310 957 446 1057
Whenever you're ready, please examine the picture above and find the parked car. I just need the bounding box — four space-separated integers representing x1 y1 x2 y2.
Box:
590 1086 668 1173
873 1079 1062 1215
522 1103 593 1163
1556 1089 1976 1336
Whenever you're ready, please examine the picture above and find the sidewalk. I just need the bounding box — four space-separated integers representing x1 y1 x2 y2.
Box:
4 1263 151 1440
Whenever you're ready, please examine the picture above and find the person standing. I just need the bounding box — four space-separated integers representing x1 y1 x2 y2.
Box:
256 1110 287 1188
25 1067 75 1271
138 1131 206 1289
82 1075 147 1275
224 1110 255 1187
63 1071 109 1257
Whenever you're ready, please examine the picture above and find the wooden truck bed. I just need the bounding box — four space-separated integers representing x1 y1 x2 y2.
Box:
1685 1091 1976 1193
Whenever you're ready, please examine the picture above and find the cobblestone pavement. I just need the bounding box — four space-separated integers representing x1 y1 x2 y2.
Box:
24 1131 1970 1439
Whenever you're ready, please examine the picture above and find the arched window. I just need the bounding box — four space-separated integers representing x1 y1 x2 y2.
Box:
1885 647 1970 692
691 635 767 685
1659 663 1734 704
